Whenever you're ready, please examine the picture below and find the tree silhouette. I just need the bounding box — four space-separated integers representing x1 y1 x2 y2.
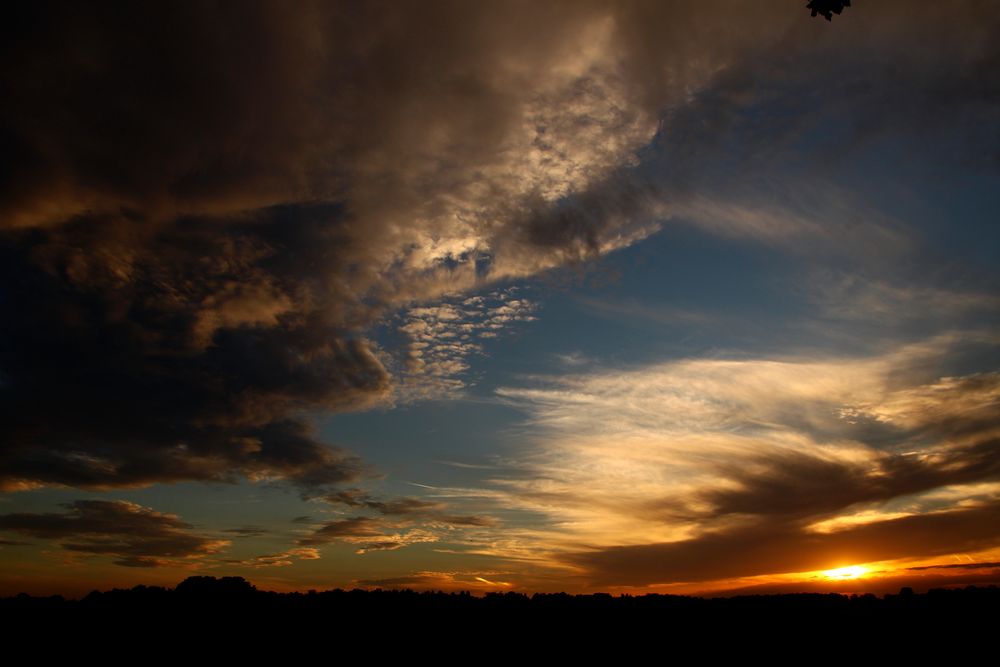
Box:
807 0 852 21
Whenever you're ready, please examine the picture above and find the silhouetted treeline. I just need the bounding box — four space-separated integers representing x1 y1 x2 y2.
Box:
2 576 997 643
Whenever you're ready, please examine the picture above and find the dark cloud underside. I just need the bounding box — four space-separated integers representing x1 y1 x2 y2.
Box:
570 501 1000 586
0 499 226 567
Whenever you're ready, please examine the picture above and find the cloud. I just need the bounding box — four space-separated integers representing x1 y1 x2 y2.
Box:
0 500 228 567
436 515 499 528
567 501 1000 586
323 489 444 515
906 560 1000 572
0 0 657 491
298 489 499 553
222 526 269 538
223 547 320 568
2 1 998 494
457 335 1000 585
599 0 1000 266
356 570 514 590
396 288 538 399
297 516 439 554
299 516 385 543
697 438 1000 523
811 273 1000 325
322 488 498 525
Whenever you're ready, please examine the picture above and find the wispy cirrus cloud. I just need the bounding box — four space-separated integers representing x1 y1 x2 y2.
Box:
446 334 1000 587
222 547 320 569
296 517 439 554
355 570 514 591
296 489 499 554
807 271 1000 328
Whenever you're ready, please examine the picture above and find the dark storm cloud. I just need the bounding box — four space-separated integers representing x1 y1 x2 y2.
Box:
0 207 382 490
0 499 227 567
568 501 1000 586
3 1 999 494
0 0 643 491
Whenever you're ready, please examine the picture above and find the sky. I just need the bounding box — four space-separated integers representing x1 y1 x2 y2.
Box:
1 0 999 598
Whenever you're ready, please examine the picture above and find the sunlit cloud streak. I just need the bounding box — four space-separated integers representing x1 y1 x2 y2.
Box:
461 335 1000 586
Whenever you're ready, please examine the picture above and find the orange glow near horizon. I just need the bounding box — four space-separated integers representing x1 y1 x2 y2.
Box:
822 565 869 580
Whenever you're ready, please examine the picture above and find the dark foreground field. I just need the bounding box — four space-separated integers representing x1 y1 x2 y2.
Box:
3 576 997 642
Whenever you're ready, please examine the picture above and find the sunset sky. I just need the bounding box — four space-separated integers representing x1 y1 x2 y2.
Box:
2 1 999 598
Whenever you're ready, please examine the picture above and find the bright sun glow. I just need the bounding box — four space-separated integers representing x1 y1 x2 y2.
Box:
822 565 868 580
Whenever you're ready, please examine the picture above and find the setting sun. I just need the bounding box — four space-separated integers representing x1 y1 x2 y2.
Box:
822 566 869 580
